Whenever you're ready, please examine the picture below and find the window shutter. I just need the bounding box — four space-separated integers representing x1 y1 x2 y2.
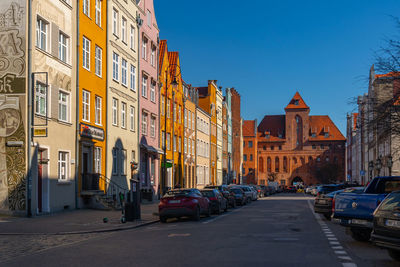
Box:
52 85 59 120
51 23 59 58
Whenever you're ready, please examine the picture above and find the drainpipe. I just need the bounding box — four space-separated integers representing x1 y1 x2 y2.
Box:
74 0 80 209
104 0 108 195
136 11 141 191
27 0 33 217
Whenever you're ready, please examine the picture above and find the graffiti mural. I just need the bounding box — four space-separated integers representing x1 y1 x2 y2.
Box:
0 0 26 211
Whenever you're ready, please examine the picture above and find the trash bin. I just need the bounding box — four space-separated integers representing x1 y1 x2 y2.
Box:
124 202 135 221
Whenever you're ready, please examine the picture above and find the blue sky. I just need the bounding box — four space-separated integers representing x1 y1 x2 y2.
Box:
154 0 400 134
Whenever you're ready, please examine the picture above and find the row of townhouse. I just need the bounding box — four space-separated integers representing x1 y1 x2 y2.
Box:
346 65 400 185
0 0 244 216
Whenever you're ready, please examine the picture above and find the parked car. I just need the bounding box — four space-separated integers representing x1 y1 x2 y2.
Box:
204 185 236 208
200 189 228 214
230 187 246 205
159 189 210 222
333 176 400 241
251 185 264 198
315 185 341 197
285 186 297 193
230 185 253 203
241 185 257 201
314 187 364 220
305 186 314 194
371 191 400 261
248 186 258 201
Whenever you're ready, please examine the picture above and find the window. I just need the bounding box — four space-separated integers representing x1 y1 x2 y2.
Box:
243 141 245 148
173 135 177 152
121 58 127 86
59 32 68 63
94 147 101 173
142 76 148 97
150 116 155 137
250 154 253 161
83 0 90 16
112 52 119 81
151 47 155 66
184 109 187 128
112 9 118 36
161 97 165 116
130 65 136 91
147 10 151 26
129 106 135 131
312 144 316 149
178 106 181 123
188 111 191 129
58 91 69 122
82 90 90 121
121 17 127 43
95 96 102 125
121 102 126 128
270 146 274 150
173 105 176 122
162 131 165 149
320 144 324 149
178 137 181 153
150 82 155 102
279 145 282 150
36 18 48 51
142 38 147 60
112 148 118 175
142 112 148 135
248 141 253 148
167 99 170 118
192 113 195 130
95 46 102 77
130 26 135 50
192 139 195 155
58 152 68 181
112 98 118 125
167 133 171 150
132 150 136 162
121 150 127 175
184 137 187 153
82 37 90 70
95 0 101 26
244 154 247 161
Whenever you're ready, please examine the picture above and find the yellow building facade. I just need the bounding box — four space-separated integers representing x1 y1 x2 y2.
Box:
78 0 107 198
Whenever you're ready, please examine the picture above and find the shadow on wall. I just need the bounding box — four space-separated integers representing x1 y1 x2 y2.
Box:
108 138 130 200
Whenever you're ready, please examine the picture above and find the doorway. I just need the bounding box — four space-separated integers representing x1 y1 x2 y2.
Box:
37 148 49 213
82 145 92 190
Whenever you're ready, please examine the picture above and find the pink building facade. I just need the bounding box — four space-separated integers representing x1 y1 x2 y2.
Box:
138 0 160 199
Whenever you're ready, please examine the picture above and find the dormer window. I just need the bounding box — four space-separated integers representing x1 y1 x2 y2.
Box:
324 132 329 138
294 99 299 105
311 133 316 138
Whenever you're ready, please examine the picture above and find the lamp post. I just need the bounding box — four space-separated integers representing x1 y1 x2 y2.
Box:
387 156 393 176
368 161 374 183
375 157 382 177
161 65 179 196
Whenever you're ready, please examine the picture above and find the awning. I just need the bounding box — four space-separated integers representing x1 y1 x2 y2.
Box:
140 144 164 154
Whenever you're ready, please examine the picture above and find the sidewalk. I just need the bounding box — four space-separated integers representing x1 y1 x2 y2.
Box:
0 202 159 235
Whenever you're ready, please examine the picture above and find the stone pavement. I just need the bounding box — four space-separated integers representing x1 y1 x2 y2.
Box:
0 201 159 235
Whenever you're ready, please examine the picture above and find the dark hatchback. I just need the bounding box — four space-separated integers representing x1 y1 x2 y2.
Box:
200 189 228 214
371 191 400 261
204 185 236 208
230 187 246 206
314 187 364 220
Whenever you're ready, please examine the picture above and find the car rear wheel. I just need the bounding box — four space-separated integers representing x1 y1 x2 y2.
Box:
323 214 331 220
216 204 221 215
350 228 371 242
232 200 236 208
388 249 400 261
160 216 167 223
205 206 211 217
192 206 201 221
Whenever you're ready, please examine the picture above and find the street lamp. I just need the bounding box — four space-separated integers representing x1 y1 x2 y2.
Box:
387 156 393 176
375 157 382 176
161 64 179 196
368 161 374 182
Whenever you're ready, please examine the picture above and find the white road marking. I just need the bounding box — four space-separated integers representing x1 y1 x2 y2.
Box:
332 246 344 250
334 250 347 255
338 256 352 261
168 233 191 237
328 237 338 241
330 241 340 245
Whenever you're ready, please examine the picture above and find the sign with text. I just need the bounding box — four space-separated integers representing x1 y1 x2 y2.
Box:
79 123 104 141
33 128 47 137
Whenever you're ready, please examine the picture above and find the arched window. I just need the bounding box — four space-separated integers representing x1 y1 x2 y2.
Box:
308 156 313 162
283 156 288 172
300 157 305 165
267 157 271 172
275 157 280 172
259 157 264 172
295 115 303 148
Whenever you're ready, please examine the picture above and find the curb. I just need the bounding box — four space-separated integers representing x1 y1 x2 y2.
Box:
0 219 160 236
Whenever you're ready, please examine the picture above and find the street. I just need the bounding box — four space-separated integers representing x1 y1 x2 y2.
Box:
1 193 397 267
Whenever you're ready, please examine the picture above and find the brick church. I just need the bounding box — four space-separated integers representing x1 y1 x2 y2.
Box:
243 92 346 186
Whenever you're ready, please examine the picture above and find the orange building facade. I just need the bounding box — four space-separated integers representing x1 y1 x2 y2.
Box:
243 92 346 186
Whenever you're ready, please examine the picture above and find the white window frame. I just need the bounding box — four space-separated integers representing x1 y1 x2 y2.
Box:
192 113 195 130
173 135 177 152
130 106 135 132
147 9 151 27
150 82 155 102
94 147 102 173
83 0 90 17
112 8 119 36
130 25 135 50
58 151 69 181
142 76 148 98
142 112 148 135
142 38 147 60
112 98 118 126
150 116 155 137
95 45 102 77
82 90 90 122
121 102 126 129
150 46 155 66
121 58 127 86
130 64 136 91
184 109 187 128
95 0 101 26
121 17 127 43
82 36 90 70
112 52 119 81
59 32 68 63
58 90 69 122
95 96 102 125
35 82 47 116
36 17 48 51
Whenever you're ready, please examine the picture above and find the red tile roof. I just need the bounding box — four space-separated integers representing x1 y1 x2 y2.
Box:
285 92 310 110
375 72 400 79
168 52 179 79
243 120 256 136
257 115 286 141
308 116 346 141
159 40 167 75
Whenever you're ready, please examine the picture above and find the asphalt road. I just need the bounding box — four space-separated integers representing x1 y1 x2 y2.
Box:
2 193 398 267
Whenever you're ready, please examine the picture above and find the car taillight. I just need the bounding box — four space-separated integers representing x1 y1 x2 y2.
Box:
209 197 217 201
332 197 335 213
161 198 168 203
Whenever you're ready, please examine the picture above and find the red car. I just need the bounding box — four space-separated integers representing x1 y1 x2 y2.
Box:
159 189 211 223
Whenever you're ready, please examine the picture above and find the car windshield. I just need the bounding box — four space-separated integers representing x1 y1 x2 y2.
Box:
201 190 215 197
379 192 400 211
164 190 192 197
232 189 242 194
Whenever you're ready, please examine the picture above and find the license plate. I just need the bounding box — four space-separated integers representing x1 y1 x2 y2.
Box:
385 219 400 228
351 219 368 225
169 200 181 204
319 199 326 204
